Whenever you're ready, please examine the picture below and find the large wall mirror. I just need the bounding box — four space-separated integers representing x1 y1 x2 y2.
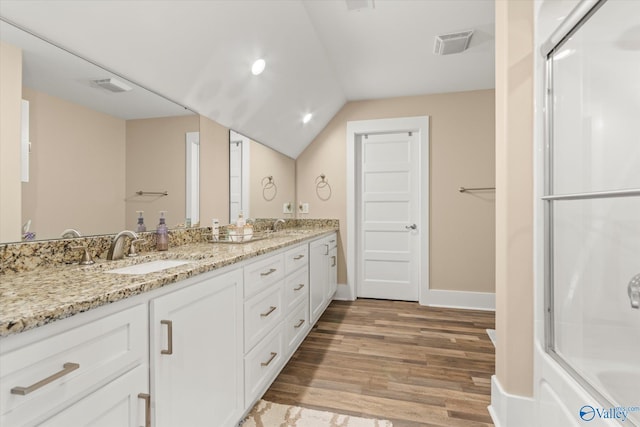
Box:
229 130 295 223
0 19 199 243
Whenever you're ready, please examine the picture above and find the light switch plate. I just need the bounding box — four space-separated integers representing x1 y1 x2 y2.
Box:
283 202 293 214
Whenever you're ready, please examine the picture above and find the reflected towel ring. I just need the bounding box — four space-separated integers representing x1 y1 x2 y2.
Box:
262 176 275 189
315 173 332 201
261 176 277 201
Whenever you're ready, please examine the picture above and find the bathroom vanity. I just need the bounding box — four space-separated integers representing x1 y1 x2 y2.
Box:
0 225 338 426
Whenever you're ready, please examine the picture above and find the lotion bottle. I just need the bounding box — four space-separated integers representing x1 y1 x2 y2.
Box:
236 211 246 233
136 211 147 232
156 211 168 251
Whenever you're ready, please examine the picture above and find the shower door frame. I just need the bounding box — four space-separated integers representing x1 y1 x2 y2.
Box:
542 0 640 415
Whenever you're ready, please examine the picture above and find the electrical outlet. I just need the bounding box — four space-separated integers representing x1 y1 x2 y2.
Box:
299 202 309 214
283 202 293 214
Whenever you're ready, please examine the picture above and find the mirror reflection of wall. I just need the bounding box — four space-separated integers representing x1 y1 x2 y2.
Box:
0 19 198 243
228 130 296 223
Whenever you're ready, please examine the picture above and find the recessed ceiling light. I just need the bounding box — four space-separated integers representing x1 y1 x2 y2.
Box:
302 113 312 124
251 59 266 75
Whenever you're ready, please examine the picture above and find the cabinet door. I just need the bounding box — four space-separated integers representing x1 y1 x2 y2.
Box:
328 245 338 299
151 269 244 427
39 364 147 427
309 238 329 324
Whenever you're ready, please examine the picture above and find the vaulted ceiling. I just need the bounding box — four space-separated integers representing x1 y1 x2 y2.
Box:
0 0 495 158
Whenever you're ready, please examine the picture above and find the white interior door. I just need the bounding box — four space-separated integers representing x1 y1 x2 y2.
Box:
229 140 242 222
357 131 420 301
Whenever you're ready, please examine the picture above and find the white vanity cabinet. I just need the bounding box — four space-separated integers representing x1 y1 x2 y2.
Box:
242 243 310 408
150 269 244 427
310 233 338 324
0 303 148 427
0 229 338 426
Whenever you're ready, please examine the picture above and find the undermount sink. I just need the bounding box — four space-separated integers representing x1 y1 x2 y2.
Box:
106 259 191 275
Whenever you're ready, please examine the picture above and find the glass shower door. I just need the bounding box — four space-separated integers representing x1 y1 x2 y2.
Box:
545 0 640 424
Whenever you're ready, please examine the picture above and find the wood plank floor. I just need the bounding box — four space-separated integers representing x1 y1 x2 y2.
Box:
262 299 496 427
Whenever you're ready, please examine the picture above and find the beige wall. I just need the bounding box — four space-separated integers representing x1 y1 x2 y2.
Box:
200 115 230 225
249 140 296 219
296 90 496 289
20 87 126 240
495 0 534 397
0 42 23 242
125 115 199 230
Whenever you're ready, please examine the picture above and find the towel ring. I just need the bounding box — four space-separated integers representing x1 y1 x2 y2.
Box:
315 173 332 201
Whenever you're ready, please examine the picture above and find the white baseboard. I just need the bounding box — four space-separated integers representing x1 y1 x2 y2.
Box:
423 289 495 311
489 375 536 427
333 283 354 301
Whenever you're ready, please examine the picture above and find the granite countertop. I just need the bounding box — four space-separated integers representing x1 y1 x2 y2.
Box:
0 227 337 338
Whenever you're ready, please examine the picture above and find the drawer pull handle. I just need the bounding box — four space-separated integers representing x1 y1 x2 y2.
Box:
261 352 278 367
331 256 336 267
161 320 173 355
260 268 277 277
138 393 151 427
293 254 305 260
260 306 277 317
294 319 305 328
11 362 79 396
294 284 305 291
330 240 336 243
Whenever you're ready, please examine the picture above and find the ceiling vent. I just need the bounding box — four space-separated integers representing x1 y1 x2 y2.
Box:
345 0 374 11
92 78 132 93
433 30 474 55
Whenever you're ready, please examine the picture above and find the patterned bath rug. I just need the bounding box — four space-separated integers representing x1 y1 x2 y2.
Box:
242 400 393 427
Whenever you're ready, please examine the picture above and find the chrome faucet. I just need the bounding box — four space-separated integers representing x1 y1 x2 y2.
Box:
107 230 139 260
61 228 82 238
273 218 286 231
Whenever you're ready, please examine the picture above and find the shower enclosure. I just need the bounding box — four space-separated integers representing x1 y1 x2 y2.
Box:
543 0 640 424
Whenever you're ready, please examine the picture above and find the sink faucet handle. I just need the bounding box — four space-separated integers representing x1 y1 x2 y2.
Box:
128 239 145 258
71 245 95 265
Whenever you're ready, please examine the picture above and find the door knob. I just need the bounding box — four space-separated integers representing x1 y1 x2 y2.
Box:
629 273 640 309
405 224 417 230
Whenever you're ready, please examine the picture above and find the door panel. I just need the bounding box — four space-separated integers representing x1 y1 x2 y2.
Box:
151 270 244 427
229 141 242 222
358 131 419 301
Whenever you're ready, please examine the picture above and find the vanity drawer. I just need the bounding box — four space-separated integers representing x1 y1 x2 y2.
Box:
244 254 284 299
244 323 284 406
284 244 308 275
0 304 147 423
285 300 310 357
244 281 284 352
284 267 309 312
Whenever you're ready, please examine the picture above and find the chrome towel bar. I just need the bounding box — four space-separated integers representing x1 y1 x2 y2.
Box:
459 186 495 193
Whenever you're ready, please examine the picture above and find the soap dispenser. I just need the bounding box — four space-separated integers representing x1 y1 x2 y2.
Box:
156 211 168 251
236 211 246 228
136 211 147 232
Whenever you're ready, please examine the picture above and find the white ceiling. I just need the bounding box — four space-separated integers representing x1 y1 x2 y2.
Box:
0 0 495 158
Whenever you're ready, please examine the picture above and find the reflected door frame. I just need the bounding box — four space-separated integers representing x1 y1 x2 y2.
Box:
229 130 251 222
346 116 430 304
